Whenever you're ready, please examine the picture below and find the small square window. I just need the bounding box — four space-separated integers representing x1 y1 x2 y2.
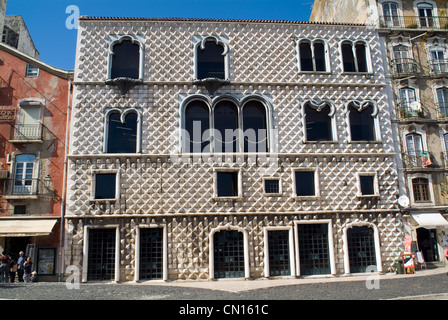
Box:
13 205 26 215
359 175 375 195
264 179 280 194
294 171 316 197
94 173 116 200
26 64 39 77
216 171 239 197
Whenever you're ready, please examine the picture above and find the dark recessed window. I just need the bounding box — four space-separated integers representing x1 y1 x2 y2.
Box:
295 171 315 196
111 40 140 79
305 104 332 141
299 41 326 72
14 205 26 215
214 101 239 153
197 41 225 80
216 171 238 197
299 42 313 71
349 105 375 141
107 111 138 153
342 41 368 73
95 173 116 200
243 101 268 153
359 175 375 195
185 100 210 153
264 179 280 194
412 178 430 202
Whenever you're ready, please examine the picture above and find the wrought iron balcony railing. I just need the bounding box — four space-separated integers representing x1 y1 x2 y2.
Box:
380 15 448 30
436 103 448 119
391 58 418 76
396 100 423 119
3 178 39 196
10 123 42 141
429 59 448 75
403 151 433 169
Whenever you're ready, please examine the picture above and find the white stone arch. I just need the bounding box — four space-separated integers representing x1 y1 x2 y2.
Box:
103 107 142 153
295 37 331 73
339 39 373 74
301 98 337 143
193 35 230 80
208 223 250 280
342 220 382 274
346 100 381 142
107 35 145 81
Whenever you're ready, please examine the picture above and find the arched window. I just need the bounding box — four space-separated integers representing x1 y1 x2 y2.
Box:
196 40 226 80
299 40 327 72
406 133 426 167
436 87 448 117
417 2 434 27
214 101 239 153
341 41 369 73
382 2 400 27
349 103 376 141
106 110 138 153
185 100 210 153
412 178 430 202
399 87 420 117
110 39 140 80
242 101 268 153
305 103 332 141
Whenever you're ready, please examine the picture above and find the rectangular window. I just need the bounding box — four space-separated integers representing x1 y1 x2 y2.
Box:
13 205 26 215
216 171 239 197
25 64 39 77
359 175 375 196
294 171 316 197
94 173 117 200
264 179 280 195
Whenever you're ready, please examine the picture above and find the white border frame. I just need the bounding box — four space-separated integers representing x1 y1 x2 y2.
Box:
291 167 320 200
106 34 145 81
193 35 230 80
408 172 435 207
263 226 296 277
103 108 143 154
90 169 120 202
213 167 243 200
134 224 168 282
357 171 380 197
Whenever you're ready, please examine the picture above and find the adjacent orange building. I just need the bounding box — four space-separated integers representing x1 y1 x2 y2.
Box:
0 42 72 280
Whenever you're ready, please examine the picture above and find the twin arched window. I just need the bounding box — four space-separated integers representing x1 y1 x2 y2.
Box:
104 109 141 153
304 101 334 141
298 40 328 72
108 36 144 81
183 97 269 153
348 102 377 141
341 41 369 73
195 36 229 80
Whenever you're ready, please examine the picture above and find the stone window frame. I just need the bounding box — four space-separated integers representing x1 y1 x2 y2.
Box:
345 100 381 143
81 225 120 282
106 34 145 81
425 36 448 74
395 79 422 117
293 219 337 276
134 223 168 282
413 0 440 29
401 123 429 157
291 167 320 200
342 221 383 274
208 224 250 280
263 226 296 278
408 173 435 207
339 39 373 74
295 37 331 73
90 169 120 202
179 93 274 154
103 108 143 154
262 176 282 196
301 99 337 143
356 171 380 198
378 0 404 27
193 35 230 80
212 167 243 201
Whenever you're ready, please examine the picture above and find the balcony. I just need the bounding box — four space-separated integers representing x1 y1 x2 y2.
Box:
429 59 448 75
380 15 448 30
396 100 423 119
391 58 418 77
9 123 42 143
3 178 39 199
403 151 433 169
436 103 448 119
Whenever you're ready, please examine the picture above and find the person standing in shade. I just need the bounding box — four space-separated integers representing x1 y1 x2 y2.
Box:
23 257 32 283
9 258 17 283
17 251 25 282
0 252 10 283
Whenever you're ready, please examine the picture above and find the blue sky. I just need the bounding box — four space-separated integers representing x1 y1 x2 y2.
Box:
6 0 313 70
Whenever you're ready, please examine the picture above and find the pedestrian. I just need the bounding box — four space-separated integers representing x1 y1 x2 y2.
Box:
30 271 38 283
23 257 32 283
0 251 11 283
445 247 448 275
17 251 25 282
9 258 17 283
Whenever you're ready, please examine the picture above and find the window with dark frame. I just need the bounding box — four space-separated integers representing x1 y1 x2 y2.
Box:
295 171 315 197
299 40 327 72
13 205 26 215
107 111 138 153
342 41 368 73
349 104 375 141
185 100 210 153
412 178 430 202
197 41 226 80
110 40 140 79
216 171 239 197
359 175 375 195
94 173 116 200
264 179 280 194
305 104 332 141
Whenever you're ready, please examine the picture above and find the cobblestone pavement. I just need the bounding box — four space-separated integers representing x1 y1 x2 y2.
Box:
1 268 447 301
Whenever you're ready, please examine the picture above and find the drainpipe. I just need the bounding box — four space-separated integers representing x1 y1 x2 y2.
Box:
58 76 72 282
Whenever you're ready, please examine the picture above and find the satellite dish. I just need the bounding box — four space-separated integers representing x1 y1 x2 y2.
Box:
398 195 410 208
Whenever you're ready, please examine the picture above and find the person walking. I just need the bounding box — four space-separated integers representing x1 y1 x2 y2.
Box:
445 247 448 275
0 251 11 283
9 258 17 283
23 257 32 283
17 251 25 282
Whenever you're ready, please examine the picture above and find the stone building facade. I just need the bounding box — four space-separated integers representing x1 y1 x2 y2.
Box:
64 17 404 282
311 0 448 265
